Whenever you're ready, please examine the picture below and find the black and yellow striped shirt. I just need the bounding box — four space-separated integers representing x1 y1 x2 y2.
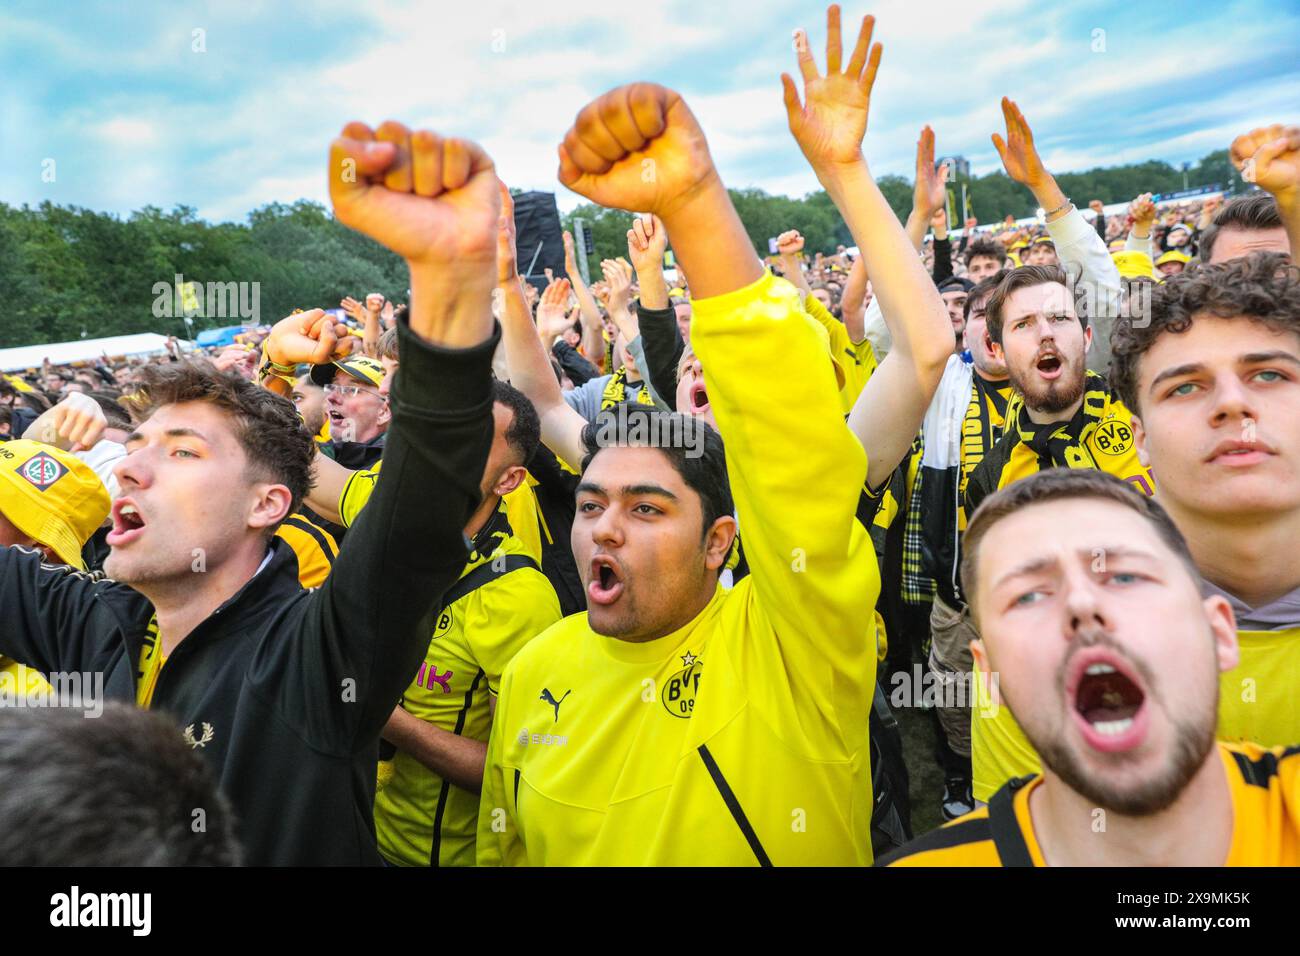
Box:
883 742 1300 866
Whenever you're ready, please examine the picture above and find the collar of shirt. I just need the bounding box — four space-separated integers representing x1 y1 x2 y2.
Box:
1201 578 1300 631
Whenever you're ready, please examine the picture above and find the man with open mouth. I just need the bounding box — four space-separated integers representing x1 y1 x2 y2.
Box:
883 469 1300 866
478 8 953 866
964 261 1157 803
0 121 503 865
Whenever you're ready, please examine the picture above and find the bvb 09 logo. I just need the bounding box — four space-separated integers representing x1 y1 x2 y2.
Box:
661 656 702 719
1094 420 1133 456
432 607 453 639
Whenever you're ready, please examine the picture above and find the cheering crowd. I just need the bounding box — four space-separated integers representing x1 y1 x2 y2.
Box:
1 6 1299 867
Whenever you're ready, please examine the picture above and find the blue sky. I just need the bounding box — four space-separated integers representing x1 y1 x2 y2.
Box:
2 0 1297 222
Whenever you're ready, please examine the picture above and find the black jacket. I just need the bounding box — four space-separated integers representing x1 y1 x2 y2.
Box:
635 301 685 412
0 320 497 865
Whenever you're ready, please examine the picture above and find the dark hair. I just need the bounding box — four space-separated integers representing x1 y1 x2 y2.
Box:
19 390 51 415
0 704 240 865
377 327 399 362
985 264 1089 345
122 361 313 524
86 391 133 431
1111 252 1300 414
960 469 1199 616
491 379 541 467
963 269 1010 322
1199 193 1283 264
964 236 1006 268
579 406 733 537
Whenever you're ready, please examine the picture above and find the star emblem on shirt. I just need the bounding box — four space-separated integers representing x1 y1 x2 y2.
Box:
681 651 698 667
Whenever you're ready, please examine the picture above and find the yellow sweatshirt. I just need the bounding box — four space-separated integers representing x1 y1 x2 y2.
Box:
476 272 879 866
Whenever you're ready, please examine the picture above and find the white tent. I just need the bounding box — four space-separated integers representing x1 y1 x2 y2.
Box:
0 333 189 372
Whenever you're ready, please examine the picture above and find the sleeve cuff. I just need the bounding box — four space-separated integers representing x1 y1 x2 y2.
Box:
392 318 500 416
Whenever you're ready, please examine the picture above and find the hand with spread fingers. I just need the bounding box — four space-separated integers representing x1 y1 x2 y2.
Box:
497 182 519 284
536 278 575 342
782 4 882 178
991 97 1070 220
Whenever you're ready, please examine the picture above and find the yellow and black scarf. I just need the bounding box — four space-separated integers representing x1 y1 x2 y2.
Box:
958 375 1013 498
600 366 657 411
1011 371 1112 470
136 616 164 709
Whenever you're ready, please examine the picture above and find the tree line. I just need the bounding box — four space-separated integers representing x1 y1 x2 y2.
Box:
0 147 1240 348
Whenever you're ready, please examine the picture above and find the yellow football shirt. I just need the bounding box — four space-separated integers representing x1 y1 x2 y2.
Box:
339 459 545 566
802 292 877 412
972 627 1300 802
888 742 1300 866
275 513 339 589
476 271 879 866
373 508 561 867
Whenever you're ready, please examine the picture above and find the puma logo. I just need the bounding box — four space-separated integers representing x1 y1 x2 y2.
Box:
540 687 571 722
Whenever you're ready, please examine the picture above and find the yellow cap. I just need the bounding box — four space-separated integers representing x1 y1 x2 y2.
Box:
1111 250 1156 280
0 440 110 569
1156 250 1192 267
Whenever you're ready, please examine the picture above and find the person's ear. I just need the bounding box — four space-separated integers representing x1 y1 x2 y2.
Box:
1132 414 1150 468
1204 594 1240 674
249 484 293 532
703 514 738 573
990 340 1005 364
1083 324 1094 351
493 464 527 498
376 398 392 426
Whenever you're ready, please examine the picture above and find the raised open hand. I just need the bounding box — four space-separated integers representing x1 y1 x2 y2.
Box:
913 126 949 217
536 278 574 340
992 97 1050 189
782 5 882 174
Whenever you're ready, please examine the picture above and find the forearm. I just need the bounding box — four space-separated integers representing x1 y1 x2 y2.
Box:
780 254 812 297
500 278 568 418
1029 174 1070 223
932 235 953 284
304 449 352 526
824 162 951 372
363 313 382 357
657 172 763 299
501 278 588 467
1277 192 1300 258
635 301 686 409
382 706 487 794
634 264 669 311
308 318 497 740
406 262 495 349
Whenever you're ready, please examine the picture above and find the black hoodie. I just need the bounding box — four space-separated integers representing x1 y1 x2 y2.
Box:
0 319 497 865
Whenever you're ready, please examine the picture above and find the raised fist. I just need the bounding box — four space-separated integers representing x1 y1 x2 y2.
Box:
1129 192 1156 229
557 83 717 220
329 120 499 269
626 214 668 275
777 229 805 257
1231 124 1300 200
265 309 355 367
